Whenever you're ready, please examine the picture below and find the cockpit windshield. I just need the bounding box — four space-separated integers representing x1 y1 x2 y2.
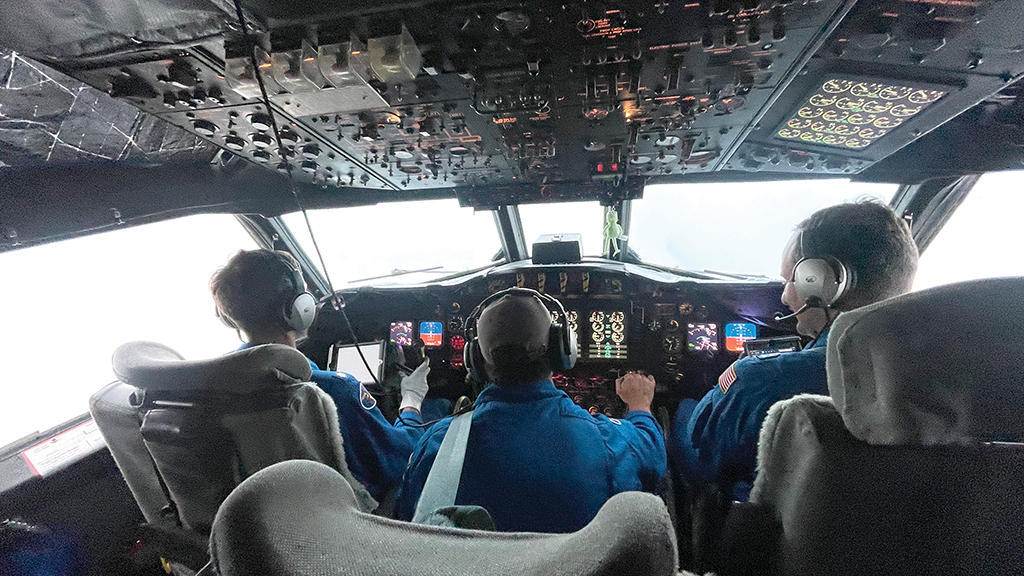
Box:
629 180 898 277
281 199 502 286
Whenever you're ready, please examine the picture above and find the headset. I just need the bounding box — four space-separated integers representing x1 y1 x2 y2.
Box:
216 254 318 333
464 287 578 384
791 228 856 310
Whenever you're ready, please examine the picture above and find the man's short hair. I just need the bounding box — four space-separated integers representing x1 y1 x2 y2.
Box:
210 249 302 337
478 294 554 385
794 199 918 310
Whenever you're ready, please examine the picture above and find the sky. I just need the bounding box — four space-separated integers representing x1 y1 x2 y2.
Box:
1 172 1021 447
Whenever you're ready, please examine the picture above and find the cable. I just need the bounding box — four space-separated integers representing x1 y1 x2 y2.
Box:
231 4 459 429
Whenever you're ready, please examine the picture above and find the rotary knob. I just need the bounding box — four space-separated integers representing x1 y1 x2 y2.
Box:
192 119 218 136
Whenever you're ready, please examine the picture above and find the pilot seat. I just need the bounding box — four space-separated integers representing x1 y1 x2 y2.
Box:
89 341 377 574
721 277 1024 575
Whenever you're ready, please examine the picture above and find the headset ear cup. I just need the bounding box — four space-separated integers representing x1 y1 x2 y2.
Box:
216 306 238 330
285 292 317 331
794 258 842 307
465 338 487 383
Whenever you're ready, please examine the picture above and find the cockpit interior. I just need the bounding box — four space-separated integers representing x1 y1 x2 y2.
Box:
1 0 1023 573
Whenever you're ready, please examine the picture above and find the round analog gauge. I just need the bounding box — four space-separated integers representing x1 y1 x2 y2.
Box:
591 330 605 344
909 90 943 104
822 79 853 94
861 100 893 114
663 336 683 353
847 113 877 126
822 110 848 122
851 82 885 98
797 107 823 119
590 311 605 323
874 117 903 129
836 97 865 111
890 104 922 118
611 321 625 333
610 311 625 323
611 332 625 344
648 319 662 332
787 118 813 129
808 94 837 107
591 321 604 334
879 85 913 100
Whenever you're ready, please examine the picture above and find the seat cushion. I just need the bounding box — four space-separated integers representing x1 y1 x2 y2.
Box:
210 460 678 576
826 277 1024 445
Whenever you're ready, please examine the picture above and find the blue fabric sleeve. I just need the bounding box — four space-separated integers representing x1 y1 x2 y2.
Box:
312 371 426 499
672 359 767 492
598 411 668 493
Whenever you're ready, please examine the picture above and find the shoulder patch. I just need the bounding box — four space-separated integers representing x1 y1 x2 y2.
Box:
718 362 739 394
359 384 377 411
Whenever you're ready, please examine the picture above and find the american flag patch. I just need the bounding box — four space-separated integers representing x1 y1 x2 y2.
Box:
718 363 738 394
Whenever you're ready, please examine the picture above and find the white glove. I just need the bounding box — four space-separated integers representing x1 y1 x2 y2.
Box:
400 358 430 412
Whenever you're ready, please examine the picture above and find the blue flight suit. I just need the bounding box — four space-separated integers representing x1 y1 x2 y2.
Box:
237 343 423 501
669 331 829 501
394 380 667 533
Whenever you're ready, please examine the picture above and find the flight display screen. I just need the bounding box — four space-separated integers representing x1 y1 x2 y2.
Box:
389 321 413 346
687 323 719 352
419 321 443 347
725 323 757 352
587 310 627 360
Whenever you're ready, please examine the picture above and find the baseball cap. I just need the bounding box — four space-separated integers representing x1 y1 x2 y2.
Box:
477 294 552 365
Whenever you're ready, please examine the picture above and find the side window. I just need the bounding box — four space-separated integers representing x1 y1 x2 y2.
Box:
913 170 1024 290
0 215 257 448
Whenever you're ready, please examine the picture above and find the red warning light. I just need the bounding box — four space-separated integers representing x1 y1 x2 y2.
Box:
596 163 605 173
450 335 466 351
611 162 619 172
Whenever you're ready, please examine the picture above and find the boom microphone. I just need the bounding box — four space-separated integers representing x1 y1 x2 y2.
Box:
774 296 826 322
773 304 809 322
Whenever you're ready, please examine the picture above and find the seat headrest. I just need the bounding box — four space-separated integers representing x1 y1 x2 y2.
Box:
112 342 313 393
211 460 677 576
827 277 1024 445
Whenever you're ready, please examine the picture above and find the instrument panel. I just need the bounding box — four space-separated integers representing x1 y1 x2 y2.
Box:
303 262 792 418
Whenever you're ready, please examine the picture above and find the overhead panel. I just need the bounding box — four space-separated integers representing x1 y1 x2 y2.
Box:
16 0 1024 202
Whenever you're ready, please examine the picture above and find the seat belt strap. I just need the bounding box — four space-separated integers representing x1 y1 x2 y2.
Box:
412 410 474 523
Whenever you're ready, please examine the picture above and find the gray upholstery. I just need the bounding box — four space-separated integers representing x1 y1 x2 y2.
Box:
91 342 375 541
826 277 1024 445
750 395 1024 576
741 278 1024 576
89 381 173 523
112 341 312 393
210 460 678 576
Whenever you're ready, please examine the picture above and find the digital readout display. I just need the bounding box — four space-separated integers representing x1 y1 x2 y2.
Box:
419 321 443 347
687 323 719 353
587 311 627 360
389 321 413 346
725 323 757 352
776 78 946 150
